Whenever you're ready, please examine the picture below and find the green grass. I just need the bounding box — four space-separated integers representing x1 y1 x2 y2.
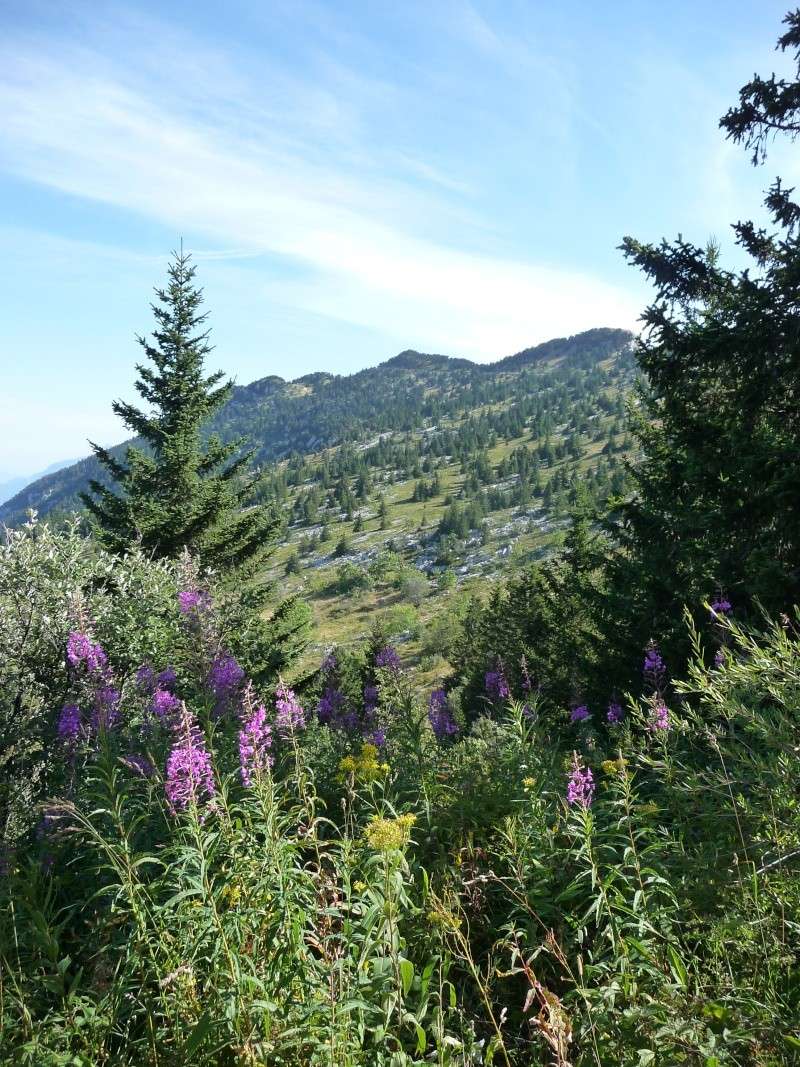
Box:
260 396 631 685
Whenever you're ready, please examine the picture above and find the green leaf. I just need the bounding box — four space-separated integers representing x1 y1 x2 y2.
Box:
185 1011 213 1057
485 1034 503 1064
414 1023 427 1053
399 957 414 997
666 943 688 989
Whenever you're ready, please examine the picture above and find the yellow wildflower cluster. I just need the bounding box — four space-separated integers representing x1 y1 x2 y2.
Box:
601 757 627 777
427 907 462 931
339 743 389 784
220 883 242 909
364 812 416 852
522 776 536 790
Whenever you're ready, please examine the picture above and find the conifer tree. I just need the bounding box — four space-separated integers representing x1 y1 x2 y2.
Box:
378 495 390 530
81 250 277 575
599 9 800 686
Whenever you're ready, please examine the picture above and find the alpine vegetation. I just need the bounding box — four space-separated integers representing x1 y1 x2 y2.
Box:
3 9 800 1066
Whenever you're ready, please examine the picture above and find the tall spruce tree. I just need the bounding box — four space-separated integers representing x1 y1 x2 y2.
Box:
81 250 277 575
598 8 800 686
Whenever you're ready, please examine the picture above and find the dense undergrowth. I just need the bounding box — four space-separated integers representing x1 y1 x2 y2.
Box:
1 519 799 1066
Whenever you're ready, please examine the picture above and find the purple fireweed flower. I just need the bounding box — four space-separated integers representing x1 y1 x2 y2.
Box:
368 727 387 748
566 753 595 809
428 688 459 740
67 631 108 676
207 654 245 715
341 708 360 731
570 705 590 723
375 646 401 671
485 667 510 702
164 706 216 815
317 685 346 725
363 685 380 731
91 687 121 732
714 649 725 668
136 665 156 692
648 701 670 732
710 597 732 618
57 704 82 745
238 703 273 786
156 667 178 689
606 702 624 725
644 647 664 675
316 681 362 732
275 683 305 739
429 688 447 711
178 589 211 616
643 643 665 689
122 753 155 778
139 665 178 696
152 687 181 723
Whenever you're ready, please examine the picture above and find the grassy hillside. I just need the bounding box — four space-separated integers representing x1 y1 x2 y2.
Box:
234 332 636 676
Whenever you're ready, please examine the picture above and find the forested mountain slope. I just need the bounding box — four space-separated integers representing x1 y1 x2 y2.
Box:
0 327 631 525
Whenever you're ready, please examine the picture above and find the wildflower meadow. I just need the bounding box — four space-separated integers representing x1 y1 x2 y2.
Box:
2 517 800 1065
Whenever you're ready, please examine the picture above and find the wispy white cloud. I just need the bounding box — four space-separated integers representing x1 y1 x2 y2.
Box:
0 9 641 363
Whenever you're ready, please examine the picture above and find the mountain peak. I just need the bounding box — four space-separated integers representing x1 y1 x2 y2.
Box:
382 349 474 371
495 327 633 371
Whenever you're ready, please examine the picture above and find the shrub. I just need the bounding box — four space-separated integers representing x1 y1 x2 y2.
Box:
3 536 800 1063
399 570 429 607
378 604 420 641
332 561 373 597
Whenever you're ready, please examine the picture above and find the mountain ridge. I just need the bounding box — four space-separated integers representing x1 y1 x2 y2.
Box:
0 327 632 526
0 457 80 509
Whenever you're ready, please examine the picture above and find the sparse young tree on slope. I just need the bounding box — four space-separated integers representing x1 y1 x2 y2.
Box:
81 250 277 575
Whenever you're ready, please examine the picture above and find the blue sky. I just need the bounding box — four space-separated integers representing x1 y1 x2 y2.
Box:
0 0 794 476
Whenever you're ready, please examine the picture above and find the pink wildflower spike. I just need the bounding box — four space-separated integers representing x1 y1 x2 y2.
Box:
238 703 273 786
275 682 305 739
164 704 216 815
566 752 595 809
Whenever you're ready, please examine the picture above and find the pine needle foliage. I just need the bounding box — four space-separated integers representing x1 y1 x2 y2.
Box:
81 249 278 575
